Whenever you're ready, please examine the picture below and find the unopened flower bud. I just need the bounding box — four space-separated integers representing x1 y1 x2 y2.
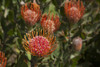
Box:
72 37 82 51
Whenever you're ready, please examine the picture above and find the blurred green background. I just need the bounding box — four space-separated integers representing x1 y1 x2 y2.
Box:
0 0 100 67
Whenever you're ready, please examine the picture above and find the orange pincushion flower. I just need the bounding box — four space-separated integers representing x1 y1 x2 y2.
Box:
22 29 57 57
21 1 41 25
72 37 82 51
41 13 61 33
0 51 7 67
64 0 85 23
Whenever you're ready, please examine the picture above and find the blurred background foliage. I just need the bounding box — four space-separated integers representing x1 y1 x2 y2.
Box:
0 0 100 67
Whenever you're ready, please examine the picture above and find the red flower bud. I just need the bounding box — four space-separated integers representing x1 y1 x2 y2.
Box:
64 0 85 23
21 1 41 25
41 13 61 33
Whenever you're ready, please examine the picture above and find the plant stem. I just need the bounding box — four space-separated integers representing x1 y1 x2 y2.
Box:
17 0 21 7
67 22 72 67
34 63 38 67
31 56 38 67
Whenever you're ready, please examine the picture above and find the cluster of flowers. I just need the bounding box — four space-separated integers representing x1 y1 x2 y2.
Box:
0 0 85 66
21 0 61 33
21 0 85 57
21 0 85 32
21 0 61 57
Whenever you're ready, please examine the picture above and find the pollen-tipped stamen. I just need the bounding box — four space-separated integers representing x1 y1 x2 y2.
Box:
22 29 57 57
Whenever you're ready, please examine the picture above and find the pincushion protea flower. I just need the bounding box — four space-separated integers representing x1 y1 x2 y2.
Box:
41 13 61 33
0 51 7 67
22 29 57 57
21 0 41 25
64 0 85 23
72 37 82 51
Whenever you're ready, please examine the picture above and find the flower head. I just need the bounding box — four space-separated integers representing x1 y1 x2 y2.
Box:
72 37 82 51
22 29 57 57
0 51 7 67
41 13 61 33
21 1 41 25
64 0 85 23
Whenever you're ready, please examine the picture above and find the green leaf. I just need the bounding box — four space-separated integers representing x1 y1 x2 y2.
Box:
4 8 9 18
7 29 14 36
15 53 28 67
96 0 100 4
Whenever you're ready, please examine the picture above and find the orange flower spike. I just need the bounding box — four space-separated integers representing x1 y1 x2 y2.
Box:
30 2 40 12
51 14 54 21
77 0 80 9
21 3 28 17
21 0 41 25
64 0 85 23
41 13 61 33
24 4 28 11
81 1 85 16
41 14 47 27
22 29 57 57
0 51 7 67
54 15 61 30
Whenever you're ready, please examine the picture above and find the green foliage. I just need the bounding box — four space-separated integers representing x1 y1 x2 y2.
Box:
0 0 100 67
